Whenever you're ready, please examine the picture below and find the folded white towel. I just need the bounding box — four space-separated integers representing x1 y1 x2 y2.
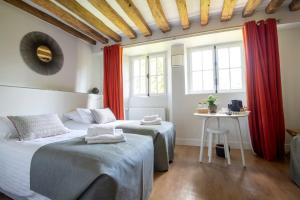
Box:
86 137 126 144
140 118 162 125
85 129 126 144
87 126 115 137
143 115 159 122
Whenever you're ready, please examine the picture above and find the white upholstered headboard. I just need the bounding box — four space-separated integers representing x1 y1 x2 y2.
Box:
0 86 102 117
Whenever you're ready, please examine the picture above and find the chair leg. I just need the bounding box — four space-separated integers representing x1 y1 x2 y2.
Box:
224 134 231 165
208 133 213 163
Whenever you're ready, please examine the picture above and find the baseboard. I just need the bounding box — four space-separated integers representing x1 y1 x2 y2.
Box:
176 137 252 150
176 138 291 152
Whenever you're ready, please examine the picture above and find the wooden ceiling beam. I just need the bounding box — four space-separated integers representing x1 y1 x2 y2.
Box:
289 0 300 11
88 0 136 39
176 0 190 29
221 0 237 21
32 0 108 44
242 0 262 17
3 0 96 45
265 0 286 14
200 0 210 25
147 0 171 32
55 0 121 42
116 0 151 36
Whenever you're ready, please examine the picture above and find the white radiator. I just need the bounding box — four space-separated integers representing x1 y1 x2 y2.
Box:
128 107 166 120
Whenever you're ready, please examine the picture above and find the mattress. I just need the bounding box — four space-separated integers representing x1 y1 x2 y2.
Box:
0 130 86 200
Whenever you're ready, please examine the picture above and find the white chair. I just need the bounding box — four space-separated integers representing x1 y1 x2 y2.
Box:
206 128 231 165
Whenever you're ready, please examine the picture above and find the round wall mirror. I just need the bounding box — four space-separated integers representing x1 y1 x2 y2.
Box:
36 45 52 63
20 31 64 75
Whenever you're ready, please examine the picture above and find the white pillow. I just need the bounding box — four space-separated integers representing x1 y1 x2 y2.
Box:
63 111 83 123
76 108 95 124
8 114 70 141
91 108 116 124
0 117 18 140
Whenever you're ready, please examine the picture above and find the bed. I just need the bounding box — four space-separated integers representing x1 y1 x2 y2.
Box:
0 130 154 200
64 119 176 172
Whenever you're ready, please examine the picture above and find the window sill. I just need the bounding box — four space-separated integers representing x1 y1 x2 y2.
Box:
185 91 245 96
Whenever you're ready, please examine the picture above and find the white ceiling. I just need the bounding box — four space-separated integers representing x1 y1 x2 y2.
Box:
123 29 243 56
27 0 273 37
75 0 271 35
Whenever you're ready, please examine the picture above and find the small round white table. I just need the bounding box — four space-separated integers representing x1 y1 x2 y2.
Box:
193 111 250 167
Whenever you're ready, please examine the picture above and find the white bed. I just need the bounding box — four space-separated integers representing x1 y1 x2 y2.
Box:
0 130 86 200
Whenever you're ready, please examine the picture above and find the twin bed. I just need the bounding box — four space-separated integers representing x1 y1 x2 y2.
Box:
64 119 176 171
0 113 175 200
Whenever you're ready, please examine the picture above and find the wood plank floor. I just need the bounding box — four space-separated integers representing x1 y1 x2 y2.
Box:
1 145 300 200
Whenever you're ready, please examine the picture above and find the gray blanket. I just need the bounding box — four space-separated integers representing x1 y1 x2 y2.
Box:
116 121 175 171
291 135 300 187
30 134 154 200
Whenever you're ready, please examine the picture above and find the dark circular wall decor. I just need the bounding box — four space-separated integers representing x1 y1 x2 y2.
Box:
20 31 64 75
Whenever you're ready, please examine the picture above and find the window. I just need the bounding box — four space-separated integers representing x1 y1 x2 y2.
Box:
131 53 166 96
187 42 244 94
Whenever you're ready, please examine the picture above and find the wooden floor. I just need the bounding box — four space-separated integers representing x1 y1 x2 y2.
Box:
1 145 300 200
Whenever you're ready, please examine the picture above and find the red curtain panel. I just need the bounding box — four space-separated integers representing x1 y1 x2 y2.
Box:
243 19 285 160
103 44 124 120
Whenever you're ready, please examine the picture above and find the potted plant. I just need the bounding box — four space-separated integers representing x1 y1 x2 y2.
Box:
206 95 217 113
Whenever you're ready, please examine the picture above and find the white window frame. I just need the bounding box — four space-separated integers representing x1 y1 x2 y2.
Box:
187 45 216 94
130 52 167 97
186 42 245 94
216 42 245 93
130 55 148 96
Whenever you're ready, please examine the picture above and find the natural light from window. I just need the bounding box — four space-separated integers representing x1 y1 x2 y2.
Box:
188 42 244 94
131 53 166 96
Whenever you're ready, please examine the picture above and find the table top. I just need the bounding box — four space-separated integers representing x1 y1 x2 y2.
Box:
193 111 250 118
286 129 300 137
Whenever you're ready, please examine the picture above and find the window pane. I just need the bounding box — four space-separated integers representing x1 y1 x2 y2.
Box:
157 76 165 94
192 71 202 91
149 57 157 75
230 68 242 89
218 69 230 90
191 51 202 71
150 76 157 94
229 47 241 68
203 70 214 91
217 48 229 68
202 50 213 70
157 57 164 75
140 77 147 94
133 60 140 77
133 78 140 94
140 59 146 75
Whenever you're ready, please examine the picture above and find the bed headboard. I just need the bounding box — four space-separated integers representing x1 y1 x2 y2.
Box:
0 86 102 117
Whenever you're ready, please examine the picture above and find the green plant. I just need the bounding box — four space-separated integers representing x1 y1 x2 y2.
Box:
206 95 217 106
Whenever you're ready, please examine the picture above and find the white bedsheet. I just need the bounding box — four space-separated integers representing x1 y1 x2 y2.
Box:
63 120 135 130
0 130 86 200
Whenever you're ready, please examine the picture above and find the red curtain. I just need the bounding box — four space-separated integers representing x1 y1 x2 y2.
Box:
242 19 285 160
103 44 124 120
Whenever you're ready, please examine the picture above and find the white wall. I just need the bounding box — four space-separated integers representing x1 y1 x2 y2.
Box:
122 50 170 120
0 1 100 93
170 36 250 149
0 86 101 117
278 25 300 146
122 25 300 150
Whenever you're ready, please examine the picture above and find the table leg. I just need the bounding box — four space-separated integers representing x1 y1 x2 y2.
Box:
199 118 207 162
217 117 220 144
235 118 246 167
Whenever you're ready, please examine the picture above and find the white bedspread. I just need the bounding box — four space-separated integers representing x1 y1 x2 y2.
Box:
0 130 86 200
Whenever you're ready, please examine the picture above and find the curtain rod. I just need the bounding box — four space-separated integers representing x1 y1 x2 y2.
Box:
100 18 280 49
